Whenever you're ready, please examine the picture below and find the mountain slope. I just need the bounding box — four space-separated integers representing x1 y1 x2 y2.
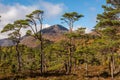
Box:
0 38 15 46
0 24 68 47
41 24 68 41
42 24 68 34
21 24 68 47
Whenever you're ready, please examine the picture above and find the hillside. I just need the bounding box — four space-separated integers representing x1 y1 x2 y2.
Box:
0 24 68 47
21 24 68 47
0 38 15 46
42 24 68 41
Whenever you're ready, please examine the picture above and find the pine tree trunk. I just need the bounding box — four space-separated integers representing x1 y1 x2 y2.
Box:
74 58 77 71
39 20 45 74
67 39 72 74
66 45 72 74
69 46 72 73
40 39 45 74
110 53 114 80
39 30 45 74
85 62 88 77
64 60 67 73
85 53 88 77
16 44 22 72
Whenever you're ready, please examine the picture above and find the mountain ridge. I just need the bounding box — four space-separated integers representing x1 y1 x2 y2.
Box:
0 24 68 47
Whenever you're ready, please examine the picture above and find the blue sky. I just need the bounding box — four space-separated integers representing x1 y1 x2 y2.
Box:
0 0 106 38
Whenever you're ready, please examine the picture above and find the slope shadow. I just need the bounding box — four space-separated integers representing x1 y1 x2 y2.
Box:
0 70 77 80
86 71 111 79
87 71 120 79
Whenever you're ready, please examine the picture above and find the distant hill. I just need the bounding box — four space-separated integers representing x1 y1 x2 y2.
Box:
0 24 68 47
0 38 15 46
20 24 68 47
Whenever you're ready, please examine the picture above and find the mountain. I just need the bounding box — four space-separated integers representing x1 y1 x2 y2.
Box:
41 24 68 41
20 36 39 48
0 38 15 46
42 24 68 34
0 24 68 47
20 24 68 47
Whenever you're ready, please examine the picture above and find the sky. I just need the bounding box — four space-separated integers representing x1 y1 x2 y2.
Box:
0 0 106 39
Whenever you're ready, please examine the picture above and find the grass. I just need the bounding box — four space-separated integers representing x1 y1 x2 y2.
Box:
0 65 120 80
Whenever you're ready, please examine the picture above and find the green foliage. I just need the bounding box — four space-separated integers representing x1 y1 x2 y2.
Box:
61 12 84 32
96 0 120 29
26 9 44 40
32 10 43 14
61 12 83 22
26 30 32 36
48 63 63 71
1 24 14 33
1 19 29 41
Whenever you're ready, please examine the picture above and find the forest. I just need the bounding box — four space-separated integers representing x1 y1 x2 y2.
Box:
0 0 120 80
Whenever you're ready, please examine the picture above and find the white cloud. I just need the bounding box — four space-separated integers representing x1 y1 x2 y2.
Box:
43 24 51 28
0 3 37 25
39 1 65 18
85 28 91 33
0 1 65 39
0 3 38 39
